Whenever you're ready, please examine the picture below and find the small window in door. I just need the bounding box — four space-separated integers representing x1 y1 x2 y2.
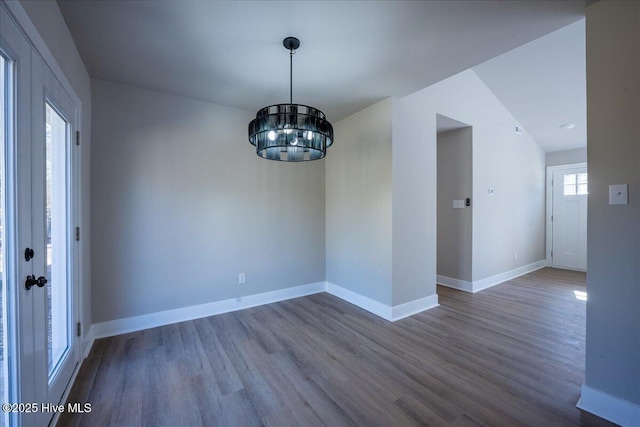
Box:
563 173 588 196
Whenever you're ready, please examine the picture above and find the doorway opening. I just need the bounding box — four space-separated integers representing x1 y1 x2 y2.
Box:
436 114 473 291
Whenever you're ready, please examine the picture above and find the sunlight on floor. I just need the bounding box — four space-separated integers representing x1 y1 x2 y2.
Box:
574 290 588 301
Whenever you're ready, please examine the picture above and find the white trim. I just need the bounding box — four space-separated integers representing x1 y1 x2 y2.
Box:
2 1 82 107
325 282 439 322
82 325 94 359
545 162 588 268
93 282 325 338
437 275 473 292
325 282 393 320
390 294 439 321
471 260 546 292
438 261 546 293
89 262 545 342
93 282 441 337
577 384 640 427
50 356 83 427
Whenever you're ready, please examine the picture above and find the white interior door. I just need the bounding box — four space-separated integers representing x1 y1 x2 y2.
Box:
552 166 588 271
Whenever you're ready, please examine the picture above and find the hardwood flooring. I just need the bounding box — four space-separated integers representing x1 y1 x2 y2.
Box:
58 268 614 426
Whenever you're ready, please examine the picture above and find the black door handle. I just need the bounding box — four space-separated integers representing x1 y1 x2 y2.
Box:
25 247 34 261
25 275 37 290
25 275 48 290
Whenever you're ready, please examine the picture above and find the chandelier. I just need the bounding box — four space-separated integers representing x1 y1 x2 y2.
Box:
248 37 334 161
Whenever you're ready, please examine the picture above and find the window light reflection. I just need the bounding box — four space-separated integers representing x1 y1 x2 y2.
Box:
574 290 588 301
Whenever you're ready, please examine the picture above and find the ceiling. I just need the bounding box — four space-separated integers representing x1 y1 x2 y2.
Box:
473 19 586 152
56 0 587 152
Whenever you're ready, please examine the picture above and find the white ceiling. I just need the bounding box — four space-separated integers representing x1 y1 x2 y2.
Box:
473 19 586 152
57 0 586 151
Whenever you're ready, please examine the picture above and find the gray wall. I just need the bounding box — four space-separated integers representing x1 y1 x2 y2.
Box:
20 0 93 332
546 147 587 166
91 80 325 323
437 127 472 282
585 1 640 405
326 99 393 305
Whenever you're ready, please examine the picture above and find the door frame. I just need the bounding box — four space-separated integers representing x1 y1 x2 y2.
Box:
545 162 587 268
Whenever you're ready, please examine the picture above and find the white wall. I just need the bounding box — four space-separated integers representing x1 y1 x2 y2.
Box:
393 70 546 303
91 80 325 323
583 0 640 411
326 99 392 305
437 127 472 282
19 0 93 337
546 147 587 166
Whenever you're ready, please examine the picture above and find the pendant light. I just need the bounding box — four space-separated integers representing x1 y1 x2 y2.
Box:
248 37 334 161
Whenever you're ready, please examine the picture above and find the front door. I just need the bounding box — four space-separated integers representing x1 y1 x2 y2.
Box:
552 166 588 271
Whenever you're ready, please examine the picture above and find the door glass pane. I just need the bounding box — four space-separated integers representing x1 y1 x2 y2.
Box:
0 53 8 427
577 173 588 184
577 173 588 195
564 174 576 185
45 102 69 380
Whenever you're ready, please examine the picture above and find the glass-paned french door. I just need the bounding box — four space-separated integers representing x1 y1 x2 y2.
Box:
1 4 80 426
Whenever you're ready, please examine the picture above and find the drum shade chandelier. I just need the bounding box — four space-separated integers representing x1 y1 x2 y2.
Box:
248 37 334 161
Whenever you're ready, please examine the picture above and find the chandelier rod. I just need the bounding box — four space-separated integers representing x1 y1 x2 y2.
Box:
289 47 294 104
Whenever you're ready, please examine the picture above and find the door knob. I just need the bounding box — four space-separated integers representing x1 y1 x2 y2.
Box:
25 275 37 291
25 275 48 291
25 247 34 261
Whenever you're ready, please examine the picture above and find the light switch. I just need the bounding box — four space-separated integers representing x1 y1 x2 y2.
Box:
609 184 628 205
453 200 465 209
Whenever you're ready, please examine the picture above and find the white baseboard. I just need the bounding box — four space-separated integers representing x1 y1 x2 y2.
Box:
93 280 441 339
325 281 393 320
90 262 547 339
325 281 439 322
437 275 473 292
390 294 439 321
577 383 640 427
472 260 546 292
93 282 325 338
437 260 546 293
82 325 95 358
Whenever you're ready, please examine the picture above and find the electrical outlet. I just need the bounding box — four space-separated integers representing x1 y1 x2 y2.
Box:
239 273 246 284
514 252 518 261
609 184 628 205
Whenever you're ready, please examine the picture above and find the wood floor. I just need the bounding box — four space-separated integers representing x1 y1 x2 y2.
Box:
59 268 614 426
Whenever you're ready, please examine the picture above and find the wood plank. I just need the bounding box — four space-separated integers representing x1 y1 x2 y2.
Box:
60 268 615 426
